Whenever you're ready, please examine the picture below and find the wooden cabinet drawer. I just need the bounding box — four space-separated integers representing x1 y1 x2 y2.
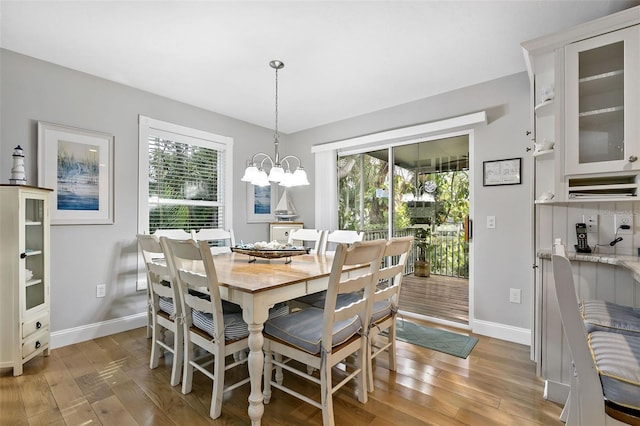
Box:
22 331 48 359
22 311 49 339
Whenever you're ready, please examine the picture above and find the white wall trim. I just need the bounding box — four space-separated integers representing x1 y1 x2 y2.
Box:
50 312 147 349
311 111 486 153
544 380 570 404
472 319 531 346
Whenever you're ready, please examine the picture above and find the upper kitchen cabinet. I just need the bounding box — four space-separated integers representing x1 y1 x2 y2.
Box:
523 7 640 203
565 25 640 176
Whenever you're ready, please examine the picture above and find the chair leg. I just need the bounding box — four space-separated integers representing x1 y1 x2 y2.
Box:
320 355 335 426
274 353 284 385
210 347 226 419
367 333 375 393
357 342 368 404
170 325 183 387
181 338 195 394
263 342 273 404
150 319 162 369
388 322 397 371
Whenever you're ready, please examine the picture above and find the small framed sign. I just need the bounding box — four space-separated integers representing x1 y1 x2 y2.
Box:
483 158 521 186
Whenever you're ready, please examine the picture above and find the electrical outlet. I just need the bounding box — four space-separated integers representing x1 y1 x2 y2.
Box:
96 284 106 298
614 212 633 235
509 288 521 304
584 214 598 234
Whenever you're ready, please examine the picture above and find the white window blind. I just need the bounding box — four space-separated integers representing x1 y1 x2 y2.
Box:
138 116 233 235
148 136 225 232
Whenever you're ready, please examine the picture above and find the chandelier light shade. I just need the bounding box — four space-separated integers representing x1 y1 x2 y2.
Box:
241 60 310 187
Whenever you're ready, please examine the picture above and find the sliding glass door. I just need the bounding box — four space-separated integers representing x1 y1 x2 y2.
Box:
337 136 469 278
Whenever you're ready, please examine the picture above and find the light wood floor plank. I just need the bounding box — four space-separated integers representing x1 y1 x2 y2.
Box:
1 321 563 425
91 394 138 426
0 373 28 425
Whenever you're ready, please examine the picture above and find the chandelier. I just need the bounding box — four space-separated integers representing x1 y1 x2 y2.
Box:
241 60 310 187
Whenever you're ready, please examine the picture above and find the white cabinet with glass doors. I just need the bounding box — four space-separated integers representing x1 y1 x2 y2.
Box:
0 185 52 376
565 25 640 176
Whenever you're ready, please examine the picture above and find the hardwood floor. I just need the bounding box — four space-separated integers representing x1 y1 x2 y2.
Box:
399 274 469 324
1 320 563 425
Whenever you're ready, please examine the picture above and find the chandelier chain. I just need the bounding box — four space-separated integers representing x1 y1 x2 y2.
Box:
274 65 279 142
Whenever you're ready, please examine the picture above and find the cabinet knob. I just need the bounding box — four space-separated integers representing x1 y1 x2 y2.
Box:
525 130 532 136
526 147 532 152
629 155 638 163
36 321 42 329
20 252 27 259
35 341 41 349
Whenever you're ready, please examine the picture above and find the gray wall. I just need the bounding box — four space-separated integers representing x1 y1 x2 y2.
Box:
290 72 533 330
0 49 284 332
1 48 532 339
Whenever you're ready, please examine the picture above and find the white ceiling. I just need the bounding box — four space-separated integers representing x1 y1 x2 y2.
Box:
1 1 638 133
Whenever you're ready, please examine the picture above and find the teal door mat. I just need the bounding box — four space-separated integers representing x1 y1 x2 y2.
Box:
391 320 478 359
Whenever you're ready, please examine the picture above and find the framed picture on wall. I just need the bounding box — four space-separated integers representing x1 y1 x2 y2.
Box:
483 157 522 186
246 183 277 223
37 121 114 225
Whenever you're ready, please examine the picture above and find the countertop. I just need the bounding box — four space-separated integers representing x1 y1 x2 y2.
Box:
538 249 640 282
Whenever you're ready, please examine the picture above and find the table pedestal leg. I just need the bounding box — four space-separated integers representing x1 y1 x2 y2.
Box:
247 323 264 426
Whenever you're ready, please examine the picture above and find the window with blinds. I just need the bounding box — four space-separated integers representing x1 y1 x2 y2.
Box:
138 116 234 236
147 136 225 233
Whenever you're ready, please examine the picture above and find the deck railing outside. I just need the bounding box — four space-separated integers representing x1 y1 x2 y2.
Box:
363 226 469 278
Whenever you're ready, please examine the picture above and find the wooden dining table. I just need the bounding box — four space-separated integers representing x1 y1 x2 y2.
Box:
210 251 360 426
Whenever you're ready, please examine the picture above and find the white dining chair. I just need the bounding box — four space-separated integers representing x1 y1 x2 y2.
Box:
366 236 413 392
137 234 183 387
287 228 326 254
551 239 640 425
292 229 365 309
153 228 191 240
323 229 364 254
160 237 250 419
262 239 386 426
191 228 236 255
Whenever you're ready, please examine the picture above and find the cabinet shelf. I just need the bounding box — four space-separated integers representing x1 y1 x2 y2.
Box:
534 99 554 116
24 250 42 257
25 221 42 226
533 148 555 158
579 69 624 96
25 279 42 288
579 105 624 117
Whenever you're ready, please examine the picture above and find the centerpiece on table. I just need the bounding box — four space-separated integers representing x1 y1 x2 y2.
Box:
231 240 310 263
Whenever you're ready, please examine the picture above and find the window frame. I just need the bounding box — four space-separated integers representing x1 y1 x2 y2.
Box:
137 115 234 235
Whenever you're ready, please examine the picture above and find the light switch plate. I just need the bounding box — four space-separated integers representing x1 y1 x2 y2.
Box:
487 216 496 229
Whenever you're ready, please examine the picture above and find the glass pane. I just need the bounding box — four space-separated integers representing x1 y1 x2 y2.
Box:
148 136 224 231
338 151 389 233
24 197 45 311
578 41 624 164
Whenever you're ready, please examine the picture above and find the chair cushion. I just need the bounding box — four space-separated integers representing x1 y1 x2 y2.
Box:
582 300 640 336
312 292 362 309
309 292 391 323
158 296 174 316
192 302 290 341
589 331 640 411
371 299 392 323
294 291 327 307
264 307 361 354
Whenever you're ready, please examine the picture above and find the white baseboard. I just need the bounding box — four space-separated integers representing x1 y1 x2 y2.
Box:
50 312 147 349
472 319 531 346
544 379 570 404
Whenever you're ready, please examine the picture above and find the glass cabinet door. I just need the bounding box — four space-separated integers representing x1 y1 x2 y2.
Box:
23 196 46 313
565 25 639 175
